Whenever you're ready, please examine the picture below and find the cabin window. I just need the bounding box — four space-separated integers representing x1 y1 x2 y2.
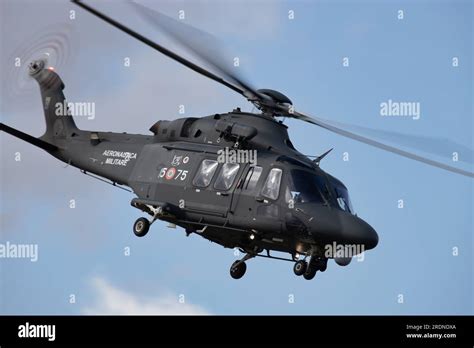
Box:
261 168 282 200
193 159 218 187
214 163 240 190
244 166 263 190
180 118 198 137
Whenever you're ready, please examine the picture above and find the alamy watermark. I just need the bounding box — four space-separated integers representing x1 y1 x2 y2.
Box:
380 99 420 120
18 322 55 341
55 101 95 120
324 242 365 262
217 147 257 166
0 241 38 262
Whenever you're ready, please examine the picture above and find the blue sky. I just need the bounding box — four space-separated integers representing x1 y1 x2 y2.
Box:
1 0 472 315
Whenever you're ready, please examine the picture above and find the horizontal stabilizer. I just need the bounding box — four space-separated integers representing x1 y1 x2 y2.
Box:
0 123 58 152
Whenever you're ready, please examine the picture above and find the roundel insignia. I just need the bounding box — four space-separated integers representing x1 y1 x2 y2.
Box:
165 167 176 180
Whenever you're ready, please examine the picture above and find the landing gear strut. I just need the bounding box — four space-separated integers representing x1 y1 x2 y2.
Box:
132 205 164 238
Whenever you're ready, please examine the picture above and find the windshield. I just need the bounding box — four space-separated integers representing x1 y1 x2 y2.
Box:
334 185 354 214
287 169 328 204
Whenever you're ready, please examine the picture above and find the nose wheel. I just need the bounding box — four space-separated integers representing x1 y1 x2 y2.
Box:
133 217 150 237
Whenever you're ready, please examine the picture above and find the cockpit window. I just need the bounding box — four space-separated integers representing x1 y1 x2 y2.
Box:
334 186 354 214
261 168 282 200
287 169 327 204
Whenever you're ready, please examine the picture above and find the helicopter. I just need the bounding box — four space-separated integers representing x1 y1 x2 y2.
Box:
1 0 472 280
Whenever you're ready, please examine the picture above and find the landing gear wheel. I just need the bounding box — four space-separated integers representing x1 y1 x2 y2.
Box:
303 268 317 280
293 260 307 276
133 217 150 237
230 261 247 279
317 258 328 272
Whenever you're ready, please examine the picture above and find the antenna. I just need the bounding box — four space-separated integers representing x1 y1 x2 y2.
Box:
313 148 333 166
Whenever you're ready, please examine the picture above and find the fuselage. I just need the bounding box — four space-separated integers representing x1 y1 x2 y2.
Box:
55 109 378 258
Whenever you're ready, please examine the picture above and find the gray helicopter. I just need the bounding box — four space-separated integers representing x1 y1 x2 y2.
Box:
2 0 471 280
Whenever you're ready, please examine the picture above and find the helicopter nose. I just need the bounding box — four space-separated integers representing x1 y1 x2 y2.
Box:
339 214 378 250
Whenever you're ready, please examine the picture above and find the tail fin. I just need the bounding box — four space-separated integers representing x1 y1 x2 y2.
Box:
28 60 79 143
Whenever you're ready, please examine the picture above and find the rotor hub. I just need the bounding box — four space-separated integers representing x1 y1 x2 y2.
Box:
28 59 45 76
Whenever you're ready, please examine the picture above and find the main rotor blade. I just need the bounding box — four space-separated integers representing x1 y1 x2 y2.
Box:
328 121 473 164
71 0 246 97
289 110 474 178
130 1 261 100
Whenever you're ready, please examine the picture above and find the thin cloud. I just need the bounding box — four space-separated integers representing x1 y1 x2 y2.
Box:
83 277 210 315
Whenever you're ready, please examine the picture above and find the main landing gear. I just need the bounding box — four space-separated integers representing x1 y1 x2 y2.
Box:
293 256 328 280
132 205 164 237
228 249 328 281
293 260 307 276
133 217 150 237
229 253 255 279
